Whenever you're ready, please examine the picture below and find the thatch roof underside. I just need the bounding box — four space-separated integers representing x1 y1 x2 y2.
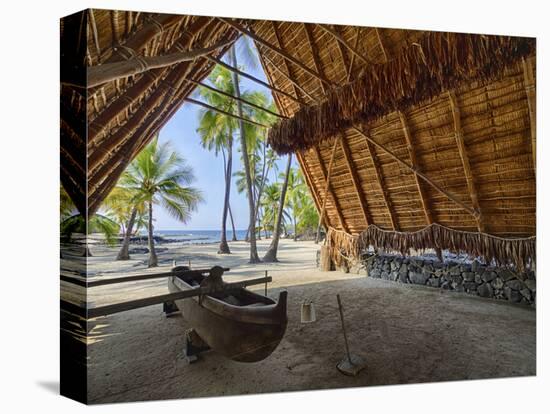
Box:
60 10 536 268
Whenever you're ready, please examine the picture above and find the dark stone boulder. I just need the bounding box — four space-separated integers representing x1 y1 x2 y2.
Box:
481 271 497 283
477 283 493 298
427 277 440 288
399 271 409 283
524 279 536 292
498 269 516 282
409 271 429 285
520 288 532 301
504 287 522 303
505 279 525 291
462 272 475 282
464 282 478 293
491 277 504 290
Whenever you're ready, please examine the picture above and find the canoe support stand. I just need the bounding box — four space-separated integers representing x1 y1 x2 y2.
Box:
163 300 180 317
183 329 211 364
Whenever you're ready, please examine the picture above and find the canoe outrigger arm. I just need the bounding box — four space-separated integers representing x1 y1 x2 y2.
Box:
61 267 272 319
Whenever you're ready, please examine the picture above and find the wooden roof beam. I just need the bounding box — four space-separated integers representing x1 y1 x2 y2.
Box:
346 28 361 82
87 37 235 88
316 24 372 66
303 23 329 95
340 132 371 226
184 98 270 128
375 28 389 63
312 142 349 233
351 125 480 219
206 55 307 105
522 57 536 174
363 135 398 230
399 111 434 225
296 151 328 228
218 18 333 87
260 53 318 103
188 78 287 119
87 17 214 143
448 91 484 232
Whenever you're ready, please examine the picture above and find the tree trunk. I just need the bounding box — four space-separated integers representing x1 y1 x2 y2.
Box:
228 203 237 241
116 206 137 260
293 215 297 241
147 200 158 267
218 143 231 254
263 154 292 262
230 46 260 263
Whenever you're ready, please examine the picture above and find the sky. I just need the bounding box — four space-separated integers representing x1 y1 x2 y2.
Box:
154 38 296 230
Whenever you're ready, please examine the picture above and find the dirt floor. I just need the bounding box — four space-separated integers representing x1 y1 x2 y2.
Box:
70 239 536 404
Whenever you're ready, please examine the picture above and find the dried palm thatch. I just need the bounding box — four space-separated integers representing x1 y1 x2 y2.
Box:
267 33 535 154
327 225 535 271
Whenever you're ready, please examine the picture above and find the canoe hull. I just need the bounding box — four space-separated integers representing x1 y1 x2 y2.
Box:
168 275 287 362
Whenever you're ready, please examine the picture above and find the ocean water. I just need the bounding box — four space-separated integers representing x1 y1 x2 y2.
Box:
150 229 251 244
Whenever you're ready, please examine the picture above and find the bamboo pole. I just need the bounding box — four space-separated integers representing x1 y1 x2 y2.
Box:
218 18 333 87
522 57 536 174
187 78 287 119
87 18 213 143
316 137 345 242
184 98 270 128
364 137 398 230
303 23 329 94
448 91 484 232
351 126 480 219
206 55 306 105
87 38 235 88
340 132 371 226
316 24 372 65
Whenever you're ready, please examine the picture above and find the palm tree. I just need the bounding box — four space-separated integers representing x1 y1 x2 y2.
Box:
285 167 305 241
229 45 260 263
122 136 203 267
263 153 293 262
196 65 240 253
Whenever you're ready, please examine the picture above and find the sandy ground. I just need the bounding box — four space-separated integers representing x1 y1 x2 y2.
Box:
61 239 536 404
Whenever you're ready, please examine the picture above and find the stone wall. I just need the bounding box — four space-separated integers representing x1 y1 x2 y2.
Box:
359 253 536 306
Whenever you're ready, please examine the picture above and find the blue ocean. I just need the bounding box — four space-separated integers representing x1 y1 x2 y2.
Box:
149 229 250 244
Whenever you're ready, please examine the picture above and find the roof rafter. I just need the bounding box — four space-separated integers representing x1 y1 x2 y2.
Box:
340 131 371 226
218 17 333 87
312 141 349 233
316 24 372 66
522 57 536 173
448 90 484 232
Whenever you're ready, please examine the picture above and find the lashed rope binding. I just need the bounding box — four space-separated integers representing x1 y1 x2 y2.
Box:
327 224 536 271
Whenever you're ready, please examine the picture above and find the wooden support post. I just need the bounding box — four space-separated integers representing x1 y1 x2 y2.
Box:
351 126 479 219
314 139 348 239
522 57 536 174
340 132 371 227
448 91 484 232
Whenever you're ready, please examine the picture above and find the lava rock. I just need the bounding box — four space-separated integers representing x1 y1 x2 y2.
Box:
399 270 409 283
409 271 429 285
524 279 536 292
474 273 483 284
498 269 516 282
520 288 532 301
505 279 525 291
463 272 475 282
491 277 504 289
369 269 381 278
481 271 497 283
471 260 481 273
504 287 522 303
464 282 478 293
427 277 440 288
477 283 493 298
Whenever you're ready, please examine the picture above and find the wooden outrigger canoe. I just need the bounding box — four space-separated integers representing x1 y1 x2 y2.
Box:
168 266 287 362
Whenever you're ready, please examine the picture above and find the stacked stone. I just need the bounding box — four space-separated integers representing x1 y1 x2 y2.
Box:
362 254 536 307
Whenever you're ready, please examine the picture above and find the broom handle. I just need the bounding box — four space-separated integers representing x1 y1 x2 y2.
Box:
336 294 352 363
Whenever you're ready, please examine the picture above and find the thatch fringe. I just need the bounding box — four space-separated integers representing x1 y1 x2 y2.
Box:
268 32 535 154
327 224 536 271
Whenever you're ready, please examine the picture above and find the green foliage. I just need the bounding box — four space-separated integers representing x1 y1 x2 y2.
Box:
60 213 120 246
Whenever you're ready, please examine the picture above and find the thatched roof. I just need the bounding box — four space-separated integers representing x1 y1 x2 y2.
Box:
60 10 536 267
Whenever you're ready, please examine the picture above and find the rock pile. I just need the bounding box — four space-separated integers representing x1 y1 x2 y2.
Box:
361 254 536 306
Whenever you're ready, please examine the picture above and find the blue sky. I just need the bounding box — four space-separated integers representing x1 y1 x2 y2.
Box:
155 38 296 230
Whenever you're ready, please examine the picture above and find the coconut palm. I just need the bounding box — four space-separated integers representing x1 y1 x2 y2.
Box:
122 136 203 267
285 167 306 241
263 153 293 262
229 44 261 263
